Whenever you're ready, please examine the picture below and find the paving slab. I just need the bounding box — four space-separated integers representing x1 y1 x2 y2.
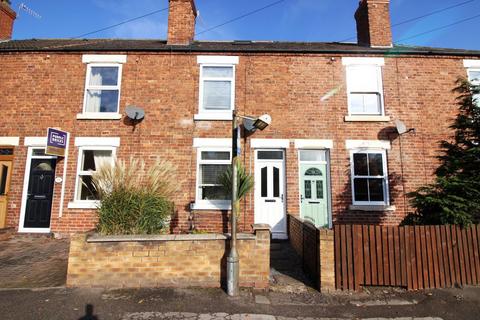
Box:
0 235 69 288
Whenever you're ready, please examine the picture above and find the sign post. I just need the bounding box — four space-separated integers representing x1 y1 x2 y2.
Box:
46 128 68 157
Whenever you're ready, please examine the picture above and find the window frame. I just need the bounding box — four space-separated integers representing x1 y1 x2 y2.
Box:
73 146 116 205
194 147 232 210
198 63 236 115
81 62 123 117
349 148 389 206
468 68 480 85
345 64 385 116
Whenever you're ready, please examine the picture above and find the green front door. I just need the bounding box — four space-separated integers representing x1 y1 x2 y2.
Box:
300 164 328 228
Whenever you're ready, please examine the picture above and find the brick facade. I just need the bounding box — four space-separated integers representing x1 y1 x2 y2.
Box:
0 0 479 235
67 226 270 289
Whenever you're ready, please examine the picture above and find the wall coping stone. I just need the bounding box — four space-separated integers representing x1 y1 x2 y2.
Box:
87 233 256 243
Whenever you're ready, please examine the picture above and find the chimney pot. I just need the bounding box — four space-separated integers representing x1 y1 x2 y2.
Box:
355 0 392 48
0 0 16 40
167 0 197 45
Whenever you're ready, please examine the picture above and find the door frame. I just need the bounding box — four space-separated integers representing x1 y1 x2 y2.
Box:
297 149 333 229
0 146 15 228
18 147 57 233
254 148 287 239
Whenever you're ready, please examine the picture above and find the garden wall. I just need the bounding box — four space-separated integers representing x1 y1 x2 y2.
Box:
287 214 335 291
67 224 270 289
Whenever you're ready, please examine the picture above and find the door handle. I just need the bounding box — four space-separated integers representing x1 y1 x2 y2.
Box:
300 195 304 203
281 194 284 202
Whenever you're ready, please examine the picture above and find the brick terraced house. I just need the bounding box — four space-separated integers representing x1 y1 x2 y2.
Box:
0 0 479 238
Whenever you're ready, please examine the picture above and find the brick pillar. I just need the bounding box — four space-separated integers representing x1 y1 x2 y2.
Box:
354 0 392 48
319 229 335 292
0 1 16 40
252 224 271 289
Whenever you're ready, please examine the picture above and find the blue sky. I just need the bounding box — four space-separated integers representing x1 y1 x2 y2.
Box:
9 0 480 50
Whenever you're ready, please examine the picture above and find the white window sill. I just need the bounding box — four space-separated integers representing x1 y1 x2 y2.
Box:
68 201 99 209
349 204 396 212
345 115 391 122
76 113 122 120
190 202 231 211
194 113 233 121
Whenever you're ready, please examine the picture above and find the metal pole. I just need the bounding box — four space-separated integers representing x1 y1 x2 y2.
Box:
227 110 240 296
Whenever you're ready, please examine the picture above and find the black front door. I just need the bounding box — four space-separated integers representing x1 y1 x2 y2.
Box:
23 158 56 228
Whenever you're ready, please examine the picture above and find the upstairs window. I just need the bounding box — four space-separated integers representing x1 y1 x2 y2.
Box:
83 64 122 114
343 58 385 116
346 65 384 115
79 55 126 120
196 56 239 120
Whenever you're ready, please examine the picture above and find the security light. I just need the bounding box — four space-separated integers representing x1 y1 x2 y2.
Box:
253 114 271 131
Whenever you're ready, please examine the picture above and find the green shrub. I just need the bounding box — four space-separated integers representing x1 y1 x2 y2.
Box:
91 158 177 235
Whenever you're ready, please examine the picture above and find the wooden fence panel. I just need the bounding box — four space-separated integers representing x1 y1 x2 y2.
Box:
334 224 480 291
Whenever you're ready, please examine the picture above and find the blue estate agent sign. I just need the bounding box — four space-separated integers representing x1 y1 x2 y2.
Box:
46 128 68 157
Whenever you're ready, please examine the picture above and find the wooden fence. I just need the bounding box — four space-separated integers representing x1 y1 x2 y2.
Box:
335 224 480 291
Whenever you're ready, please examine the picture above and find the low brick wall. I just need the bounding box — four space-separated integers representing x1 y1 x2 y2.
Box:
287 214 335 292
67 225 270 289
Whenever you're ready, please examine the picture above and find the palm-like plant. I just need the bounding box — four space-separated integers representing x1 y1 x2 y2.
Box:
219 159 254 217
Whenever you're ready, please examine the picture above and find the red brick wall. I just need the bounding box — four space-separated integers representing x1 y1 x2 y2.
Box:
0 2 16 40
0 50 476 234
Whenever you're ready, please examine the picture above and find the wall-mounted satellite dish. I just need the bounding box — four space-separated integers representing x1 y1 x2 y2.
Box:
125 105 145 121
395 119 408 135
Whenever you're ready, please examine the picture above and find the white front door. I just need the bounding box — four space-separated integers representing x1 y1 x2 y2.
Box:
254 149 286 239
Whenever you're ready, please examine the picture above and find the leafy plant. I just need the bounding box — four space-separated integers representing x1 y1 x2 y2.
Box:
407 79 480 226
219 159 254 217
91 158 178 235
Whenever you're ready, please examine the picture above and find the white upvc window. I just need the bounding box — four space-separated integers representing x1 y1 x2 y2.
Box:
74 146 116 203
468 68 480 106
194 148 232 210
343 58 385 116
196 56 238 120
350 149 389 206
79 55 126 120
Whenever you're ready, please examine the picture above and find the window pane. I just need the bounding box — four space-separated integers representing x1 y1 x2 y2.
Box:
78 175 98 200
363 94 381 114
273 167 279 197
348 65 379 92
82 150 113 171
368 178 385 202
305 167 322 176
316 180 324 199
32 149 46 157
353 153 368 176
0 165 8 195
203 66 233 78
350 93 380 114
469 70 480 84
201 186 229 200
85 90 119 113
201 151 230 161
203 81 231 109
353 178 369 201
368 153 384 176
200 164 228 185
257 151 283 160
0 148 13 155
89 67 119 86
261 166 267 197
300 150 326 162
304 180 311 199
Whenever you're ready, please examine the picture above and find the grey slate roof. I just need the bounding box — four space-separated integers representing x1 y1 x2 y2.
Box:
0 39 480 57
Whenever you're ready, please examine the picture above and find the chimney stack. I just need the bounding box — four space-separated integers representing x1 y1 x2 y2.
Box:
167 0 197 45
0 0 16 40
355 0 392 48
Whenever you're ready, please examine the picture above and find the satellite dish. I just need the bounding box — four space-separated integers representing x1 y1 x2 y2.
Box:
395 119 408 135
125 105 145 121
